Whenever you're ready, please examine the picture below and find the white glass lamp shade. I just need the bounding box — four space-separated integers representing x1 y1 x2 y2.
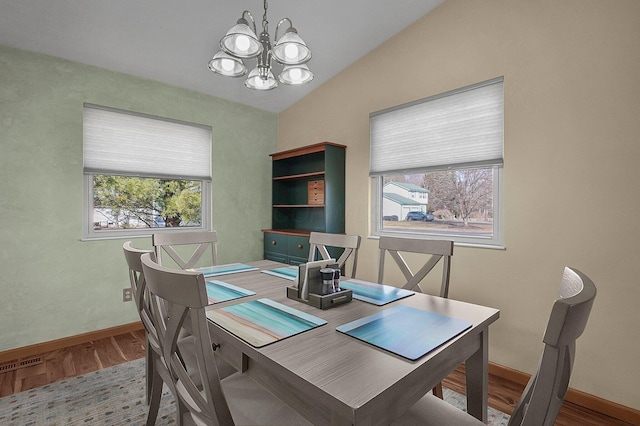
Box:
245 67 278 90
208 51 247 77
272 29 311 65
220 22 261 59
279 64 314 85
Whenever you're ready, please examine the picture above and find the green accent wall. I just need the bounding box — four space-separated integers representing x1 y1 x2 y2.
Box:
0 45 276 351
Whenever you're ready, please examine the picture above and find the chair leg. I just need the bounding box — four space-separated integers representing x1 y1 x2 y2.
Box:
145 339 153 404
146 358 163 426
176 399 191 426
432 381 444 399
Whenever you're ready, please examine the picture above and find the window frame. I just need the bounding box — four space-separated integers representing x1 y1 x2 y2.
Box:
82 175 211 240
82 104 212 240
369 78 505 249
370 167 503 248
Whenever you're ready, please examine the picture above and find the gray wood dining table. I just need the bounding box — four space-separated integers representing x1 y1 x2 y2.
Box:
204 260 500 425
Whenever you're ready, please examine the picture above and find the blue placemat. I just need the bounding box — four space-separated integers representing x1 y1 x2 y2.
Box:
336 305 472 361
261 266 298 281
194 263 259 277
205 280 256 304
207 298 326 348
340 279 414 305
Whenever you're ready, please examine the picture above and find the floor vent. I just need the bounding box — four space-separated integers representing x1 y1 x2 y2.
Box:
0 356 43 373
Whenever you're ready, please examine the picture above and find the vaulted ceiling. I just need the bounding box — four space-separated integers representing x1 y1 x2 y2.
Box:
0 0 443 113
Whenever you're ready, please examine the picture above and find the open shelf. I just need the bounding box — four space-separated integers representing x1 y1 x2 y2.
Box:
273 171 324 181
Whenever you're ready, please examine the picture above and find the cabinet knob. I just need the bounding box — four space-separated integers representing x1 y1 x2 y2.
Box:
271 240 277 245
297 244 303 249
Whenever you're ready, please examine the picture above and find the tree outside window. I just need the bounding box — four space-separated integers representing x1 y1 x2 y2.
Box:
92 175 202 230
381 168 495 239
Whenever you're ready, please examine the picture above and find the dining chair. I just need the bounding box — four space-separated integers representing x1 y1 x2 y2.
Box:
308 232 362 278
392 266 597 426
152 230 218 269
140 253 312 426
377 236 454 297
123 241 175 426
378 236 454 398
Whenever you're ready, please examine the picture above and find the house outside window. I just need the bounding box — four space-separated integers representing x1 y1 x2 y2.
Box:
370 78 504 248
382 181 429 221
82 104 212 240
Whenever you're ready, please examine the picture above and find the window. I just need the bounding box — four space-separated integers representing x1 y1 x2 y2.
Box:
370 78 504 248
82 104 212 239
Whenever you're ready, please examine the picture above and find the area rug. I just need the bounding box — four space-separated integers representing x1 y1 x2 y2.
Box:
0 358 510 425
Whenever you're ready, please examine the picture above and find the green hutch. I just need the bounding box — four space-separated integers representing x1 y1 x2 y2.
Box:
263 142 346 265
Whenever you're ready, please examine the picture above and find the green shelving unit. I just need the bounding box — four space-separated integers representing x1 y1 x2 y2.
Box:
263 142 346 265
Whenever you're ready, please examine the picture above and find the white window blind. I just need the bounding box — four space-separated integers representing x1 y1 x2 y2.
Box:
83 104 212 180
370 77 503 176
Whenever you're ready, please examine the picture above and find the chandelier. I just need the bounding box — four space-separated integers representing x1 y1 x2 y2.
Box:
208 0 313 91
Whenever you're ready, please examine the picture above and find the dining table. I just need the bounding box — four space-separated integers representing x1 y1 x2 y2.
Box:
203 259 500 425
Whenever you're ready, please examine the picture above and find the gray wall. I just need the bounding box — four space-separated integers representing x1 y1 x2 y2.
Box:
0 45 276 350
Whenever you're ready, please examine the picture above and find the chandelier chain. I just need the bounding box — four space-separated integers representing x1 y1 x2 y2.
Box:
262 0 269 34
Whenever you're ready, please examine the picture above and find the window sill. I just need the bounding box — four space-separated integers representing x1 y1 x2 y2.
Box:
367 233 505 250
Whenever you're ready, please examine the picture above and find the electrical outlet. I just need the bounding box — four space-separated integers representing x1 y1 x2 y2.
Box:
123 288 133 302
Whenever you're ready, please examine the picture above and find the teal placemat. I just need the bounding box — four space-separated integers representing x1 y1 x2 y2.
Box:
337 305 472 361
194 263 259 277
205 280 256 304
207 298 326 348
261 266 298 281
340 279 414 306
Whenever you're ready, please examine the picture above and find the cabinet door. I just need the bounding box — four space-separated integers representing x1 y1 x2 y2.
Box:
287 235 310 265
264 232 288 262
264 232 287 254
265 251 288 263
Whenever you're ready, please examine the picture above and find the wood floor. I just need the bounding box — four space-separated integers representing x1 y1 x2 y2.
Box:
0 330 632 425
442 365 634 426
0 330 147 397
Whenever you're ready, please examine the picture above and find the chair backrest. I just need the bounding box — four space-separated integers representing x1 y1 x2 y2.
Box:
377 236 454 297
141 252 234 426
152 230 218 269
308 232 362 278
508 267 597 426
122 241 158 337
